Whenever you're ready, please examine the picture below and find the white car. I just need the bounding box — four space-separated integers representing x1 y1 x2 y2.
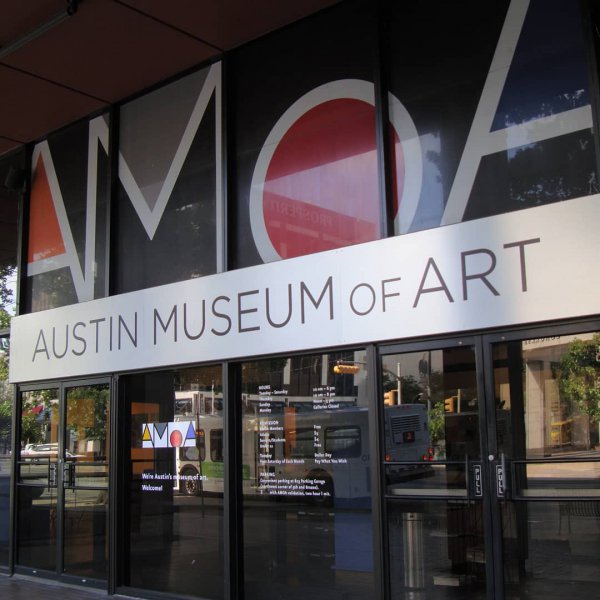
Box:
21 443 77 461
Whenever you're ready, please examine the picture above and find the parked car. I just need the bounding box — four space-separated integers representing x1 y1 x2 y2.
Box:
21 443 77 461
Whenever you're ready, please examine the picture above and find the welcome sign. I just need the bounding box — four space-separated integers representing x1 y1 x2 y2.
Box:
9 194 600 383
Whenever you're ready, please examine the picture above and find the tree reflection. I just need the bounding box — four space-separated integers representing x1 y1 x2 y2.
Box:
559 334 600 450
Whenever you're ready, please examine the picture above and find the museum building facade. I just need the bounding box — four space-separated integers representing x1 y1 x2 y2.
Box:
2 1 600 599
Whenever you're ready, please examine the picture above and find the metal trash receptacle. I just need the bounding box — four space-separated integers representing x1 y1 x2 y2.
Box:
403 512 425 588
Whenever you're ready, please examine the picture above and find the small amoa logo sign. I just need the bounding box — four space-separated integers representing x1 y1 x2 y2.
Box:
142 420 196 448
249 79 423 262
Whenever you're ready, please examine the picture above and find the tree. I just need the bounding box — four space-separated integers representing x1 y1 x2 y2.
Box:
0 381 12 453
0 265 15 314
382 371 422 403
0 266 15 453
428 399 446 455
66 386 109 458
558 334 600 449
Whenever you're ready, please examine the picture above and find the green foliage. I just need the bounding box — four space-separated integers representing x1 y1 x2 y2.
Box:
19 392 55 445
428 399 446 448
0 309 10 330
0 265 15 313
67 386 109 451
558 334 600 424
0 347 8 381
382 372 422 404
0 267 17 452
0 266 15 385
20 413 45 445
0 382 12 448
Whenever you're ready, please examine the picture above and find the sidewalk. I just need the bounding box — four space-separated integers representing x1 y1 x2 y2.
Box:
0 574 136 599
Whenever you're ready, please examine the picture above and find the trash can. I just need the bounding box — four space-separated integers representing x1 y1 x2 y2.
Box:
403 512 425 588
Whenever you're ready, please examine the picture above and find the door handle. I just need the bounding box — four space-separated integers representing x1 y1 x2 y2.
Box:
465 456 484 502
472 462 483 499
63 462 76 487
495 453 508 499
465 455 471 502
49 462 58 487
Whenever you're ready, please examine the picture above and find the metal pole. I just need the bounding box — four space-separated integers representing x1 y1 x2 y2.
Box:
403 512 424 588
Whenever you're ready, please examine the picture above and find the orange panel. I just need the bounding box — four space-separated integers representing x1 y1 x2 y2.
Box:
27 154 66 263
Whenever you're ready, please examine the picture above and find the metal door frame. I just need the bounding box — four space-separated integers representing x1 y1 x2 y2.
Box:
377 334 499 600
13 376 112 589
377 318 600 600
481 318 600 600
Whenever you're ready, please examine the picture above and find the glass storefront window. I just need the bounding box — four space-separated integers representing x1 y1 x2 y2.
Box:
24 117 110 312
121 366 223 599
382 346 480 466
114 65 219 293
229 1 381 268
387 0 598 235
494 333 600 462
241 349 375 599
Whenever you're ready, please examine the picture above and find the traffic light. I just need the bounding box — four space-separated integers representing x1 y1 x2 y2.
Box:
384 390 398 405
444 396 456 412
333 362 360 374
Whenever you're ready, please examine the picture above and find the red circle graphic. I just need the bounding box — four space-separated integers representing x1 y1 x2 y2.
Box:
170 430 183 447
262 98 402 259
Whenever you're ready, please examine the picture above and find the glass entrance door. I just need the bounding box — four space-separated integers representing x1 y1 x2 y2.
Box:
15 380 110 586
489 331 600 600
380 340 488 600
381 327 600 600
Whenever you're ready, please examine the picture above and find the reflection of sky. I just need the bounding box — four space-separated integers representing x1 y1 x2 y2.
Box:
406 132 443 233
264 149 379 220
492 0 589 130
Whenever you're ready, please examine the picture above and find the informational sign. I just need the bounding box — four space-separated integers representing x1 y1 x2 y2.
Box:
9 194 600 383
255 384 350 500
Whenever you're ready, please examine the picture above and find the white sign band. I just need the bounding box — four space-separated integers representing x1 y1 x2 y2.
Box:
9 194 600 383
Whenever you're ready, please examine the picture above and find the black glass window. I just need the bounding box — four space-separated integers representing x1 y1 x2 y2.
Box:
114 65 219 293
386 0 598 234
241 350 375 599
24 118 109 312
229 0 380 268
121 366 223 599
0 152 19 567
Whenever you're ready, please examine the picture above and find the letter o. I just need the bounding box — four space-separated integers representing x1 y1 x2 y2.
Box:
350 283 376 316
